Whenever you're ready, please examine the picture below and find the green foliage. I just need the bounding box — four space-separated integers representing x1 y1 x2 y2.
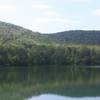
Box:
0 43 100 65
44 30 100 45
0 21 100 65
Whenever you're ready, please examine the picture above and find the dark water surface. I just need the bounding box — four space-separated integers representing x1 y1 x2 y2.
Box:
0 65 100 100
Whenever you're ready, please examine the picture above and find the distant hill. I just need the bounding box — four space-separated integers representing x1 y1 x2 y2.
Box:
0 21 100 65
44 30 100 45
0 21 48 46
0 21 100 45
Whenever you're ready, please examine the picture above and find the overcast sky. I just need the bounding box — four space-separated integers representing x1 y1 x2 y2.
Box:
0 0 100 33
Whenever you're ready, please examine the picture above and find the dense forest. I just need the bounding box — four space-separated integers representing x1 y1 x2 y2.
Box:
0 21 100 66
44 30 100 45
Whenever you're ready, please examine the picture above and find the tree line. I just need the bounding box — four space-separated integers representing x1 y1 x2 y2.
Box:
0 43 100 66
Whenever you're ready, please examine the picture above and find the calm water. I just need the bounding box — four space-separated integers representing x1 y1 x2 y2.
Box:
0 65 100 100
28 94 100 100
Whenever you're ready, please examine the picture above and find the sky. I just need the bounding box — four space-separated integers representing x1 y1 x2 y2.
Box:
0 0 100 33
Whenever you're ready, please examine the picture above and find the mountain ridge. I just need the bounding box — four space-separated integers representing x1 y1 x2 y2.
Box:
0 21 100 65
0 21 100 45
44 30 100 45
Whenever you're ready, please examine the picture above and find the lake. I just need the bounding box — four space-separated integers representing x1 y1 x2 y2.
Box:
28 94 100 100
0 65 100 100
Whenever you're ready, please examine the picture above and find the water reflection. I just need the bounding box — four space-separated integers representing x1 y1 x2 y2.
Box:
28 94 100 100
0 65 100 99
0 66 100 86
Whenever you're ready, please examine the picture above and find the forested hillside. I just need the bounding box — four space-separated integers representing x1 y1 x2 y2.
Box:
0 21 100 66
1 21 100 45
0 21 49 46
44 30 100 45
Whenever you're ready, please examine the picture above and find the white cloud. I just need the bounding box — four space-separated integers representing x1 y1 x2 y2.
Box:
45 11 58 16
32 4 49 10
0 4 16 13
32 4 60 18
31 3 79 32
72 0 90 3
91 9 100 16
33 16 78 25
31 16 79 33
36 17 65 23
